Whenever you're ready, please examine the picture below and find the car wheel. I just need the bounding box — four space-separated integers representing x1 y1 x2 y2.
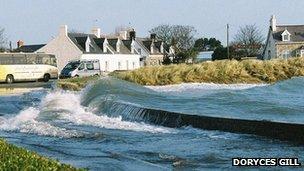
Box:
43 74 50 82
6 75 14 84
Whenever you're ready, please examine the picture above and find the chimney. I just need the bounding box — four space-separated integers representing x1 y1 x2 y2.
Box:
119 31 128 40
150 33 156 41
270 15 277 32
17 40 24 48
129 29 136 40
92 27 101 38
59 25 68 36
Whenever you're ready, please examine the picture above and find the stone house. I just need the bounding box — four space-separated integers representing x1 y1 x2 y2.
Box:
263 15 304 60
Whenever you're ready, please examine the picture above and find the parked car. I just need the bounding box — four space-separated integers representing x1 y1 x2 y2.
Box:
60 60 100 78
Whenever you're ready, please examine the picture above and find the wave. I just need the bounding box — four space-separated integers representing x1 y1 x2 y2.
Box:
146 82 267 92
0 107 81 138
1 77 304 143
78 77 304 143
0 89 173 137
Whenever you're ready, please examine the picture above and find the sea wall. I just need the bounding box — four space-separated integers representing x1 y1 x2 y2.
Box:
106 102 304 144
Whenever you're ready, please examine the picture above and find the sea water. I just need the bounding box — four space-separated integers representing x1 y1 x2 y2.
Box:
0 77 303 170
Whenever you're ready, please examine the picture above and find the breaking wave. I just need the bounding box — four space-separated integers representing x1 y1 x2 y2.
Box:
0 89 173 138
146 82 267 93
0 107 81 138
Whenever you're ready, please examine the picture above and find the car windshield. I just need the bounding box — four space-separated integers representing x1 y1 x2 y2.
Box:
64 62 80 70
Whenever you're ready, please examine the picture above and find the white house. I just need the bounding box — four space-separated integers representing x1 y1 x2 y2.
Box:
37 25 140 72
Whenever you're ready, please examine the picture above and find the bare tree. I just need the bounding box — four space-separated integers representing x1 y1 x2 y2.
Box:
0 27 7 51
233 24 264 57
172 25 197 50
149 24 197 51
149 24 172 44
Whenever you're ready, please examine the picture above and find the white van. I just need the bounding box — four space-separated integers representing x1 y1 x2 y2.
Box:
60 60 100 78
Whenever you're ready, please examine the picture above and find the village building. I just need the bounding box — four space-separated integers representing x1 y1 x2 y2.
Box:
18 25 171 72
14 40 45 53
263 15 304 60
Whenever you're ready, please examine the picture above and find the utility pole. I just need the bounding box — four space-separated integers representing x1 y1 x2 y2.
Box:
227 24 230 60
9 41 12 52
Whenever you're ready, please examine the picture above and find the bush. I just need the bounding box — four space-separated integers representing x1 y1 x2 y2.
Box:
112 57 304 85
57 75 99 91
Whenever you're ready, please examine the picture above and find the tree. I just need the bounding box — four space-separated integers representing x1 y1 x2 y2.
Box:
233 24 264 57
194 37 222 51
0 27 7 52
174 48 199 64
149 24 197 51
149 24 172 45
150 24 198 64
212 46 237 61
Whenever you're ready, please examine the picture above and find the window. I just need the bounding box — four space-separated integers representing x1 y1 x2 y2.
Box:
133 62 135 69
86 63 94 70
78 63 84 70
137 48 142 55
301 50 304 57
118 62 121 70
282 30 291 41
105 61 109 71
282 50 290 59
36 57 43 64
126 60 129 70
283 34 289 41
268 50 271 59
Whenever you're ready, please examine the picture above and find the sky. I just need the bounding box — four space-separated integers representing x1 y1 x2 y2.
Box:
1 0 304 48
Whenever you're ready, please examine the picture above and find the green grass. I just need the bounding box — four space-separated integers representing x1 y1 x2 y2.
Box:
111 57 304 85
57 75 100 91
0 139 85 171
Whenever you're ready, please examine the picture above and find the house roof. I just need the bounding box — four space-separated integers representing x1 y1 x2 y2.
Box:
68 33 105 53
273 25 304 42
107 38 132 54
136 38 164 55
68 33 132 54
15 44 46 52
122 40 132 51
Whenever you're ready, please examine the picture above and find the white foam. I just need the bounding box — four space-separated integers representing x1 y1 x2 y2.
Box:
146 82 267 93
0 107 81 138
0 90 173 137
40 91 173 134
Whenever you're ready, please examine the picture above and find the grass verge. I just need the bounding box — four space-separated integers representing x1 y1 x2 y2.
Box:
111 57 304 85
57 75 100 91
0 139 85 170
